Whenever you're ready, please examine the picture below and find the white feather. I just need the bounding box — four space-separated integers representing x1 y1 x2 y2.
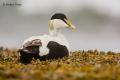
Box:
22 33 70 56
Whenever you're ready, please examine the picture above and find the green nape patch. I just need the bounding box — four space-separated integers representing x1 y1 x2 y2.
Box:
0 47 120 80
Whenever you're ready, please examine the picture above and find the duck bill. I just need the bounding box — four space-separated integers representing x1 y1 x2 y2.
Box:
64 19 76 31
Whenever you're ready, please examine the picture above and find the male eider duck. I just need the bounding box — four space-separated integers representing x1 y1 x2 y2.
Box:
19 13 76 64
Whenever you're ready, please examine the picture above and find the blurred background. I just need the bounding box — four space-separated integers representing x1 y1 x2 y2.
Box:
0 0 120 52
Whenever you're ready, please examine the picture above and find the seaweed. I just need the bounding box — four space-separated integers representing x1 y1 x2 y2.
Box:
0 48 120 80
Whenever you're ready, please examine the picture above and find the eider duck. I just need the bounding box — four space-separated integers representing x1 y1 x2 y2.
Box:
19 13 76 64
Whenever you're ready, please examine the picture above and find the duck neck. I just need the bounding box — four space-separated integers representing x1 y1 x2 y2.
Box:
49 28 62 36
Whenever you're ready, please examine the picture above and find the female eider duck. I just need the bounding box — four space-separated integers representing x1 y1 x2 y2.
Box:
19 13 76 64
